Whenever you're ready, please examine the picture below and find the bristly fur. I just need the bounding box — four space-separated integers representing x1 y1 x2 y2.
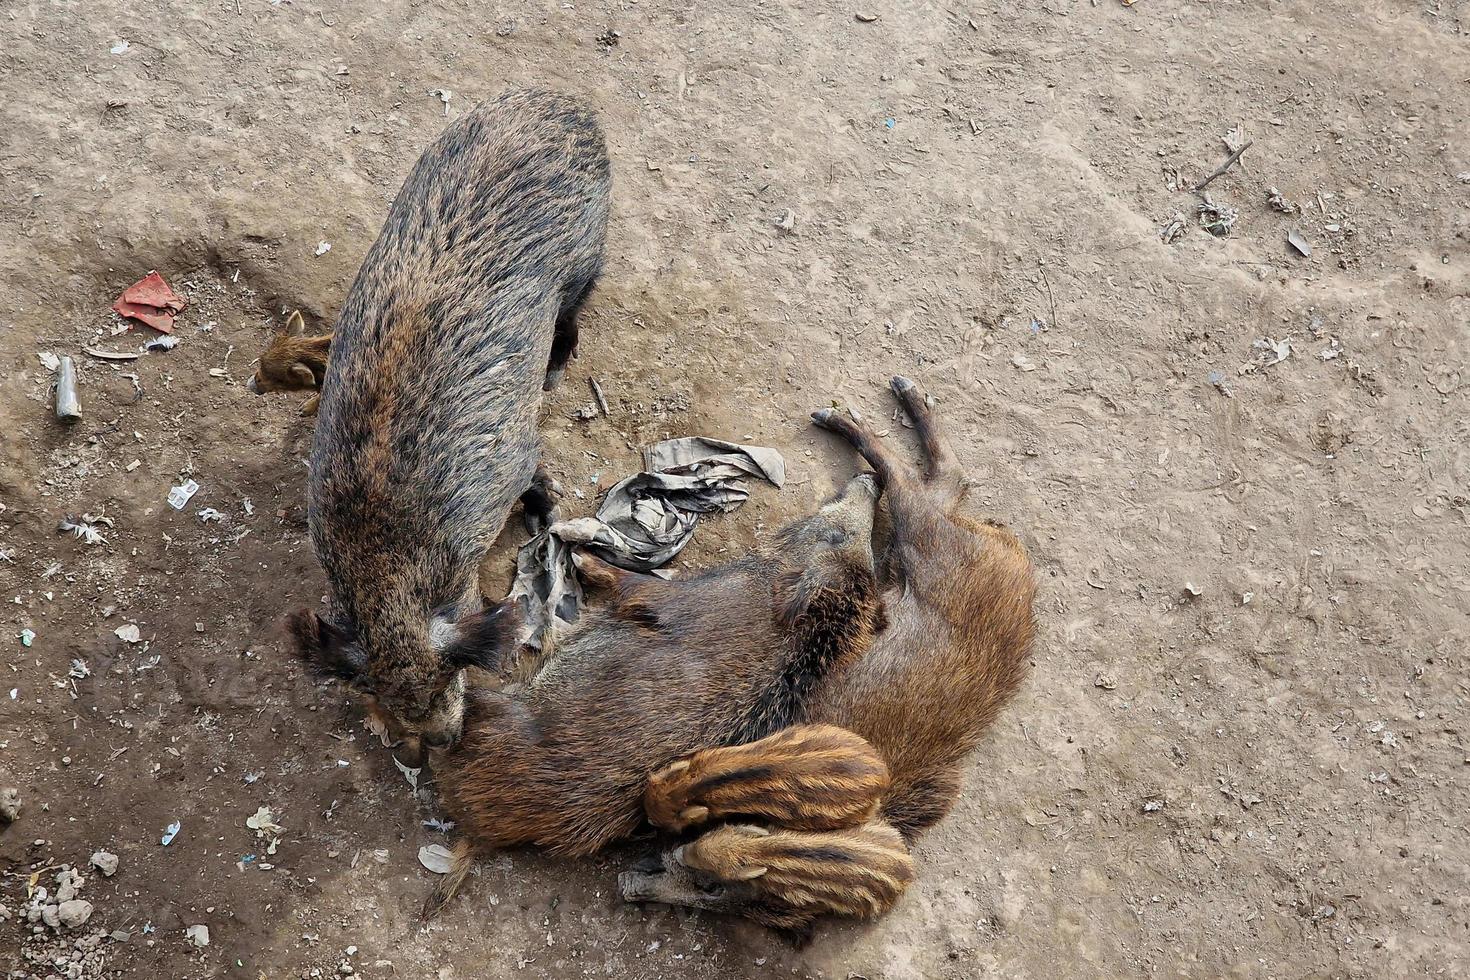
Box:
681 821 915 921
639 819 916 937
248 311 331 415
429 474 884 876
300 89 611 741
620 377 1036 936
644 724 889 833
807 376 1037 839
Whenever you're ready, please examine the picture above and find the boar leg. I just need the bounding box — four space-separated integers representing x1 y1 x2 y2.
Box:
519 465 560 534
545 278 595 391
809 410 910 487
887 376 961 490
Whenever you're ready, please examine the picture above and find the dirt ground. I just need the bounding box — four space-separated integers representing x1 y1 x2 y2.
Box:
2 1 1468 977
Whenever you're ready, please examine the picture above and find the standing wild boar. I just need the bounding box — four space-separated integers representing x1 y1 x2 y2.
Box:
293 89 611 747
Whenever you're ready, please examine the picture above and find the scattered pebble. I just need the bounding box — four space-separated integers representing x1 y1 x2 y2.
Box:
1265 186 1295 213
90 851 119 877
114 624 142 644
314 241 333 257
0 787 20 823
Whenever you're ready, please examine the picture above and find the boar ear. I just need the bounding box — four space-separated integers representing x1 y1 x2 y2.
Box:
285 310 306 337
286 608 366 682
289 362 317 387
443 601 519 673
678 805 710 824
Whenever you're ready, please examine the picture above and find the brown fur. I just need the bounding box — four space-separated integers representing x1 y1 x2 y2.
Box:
620 377 1036 934
295 89 611 746
644 724 889 833
620 820 914 937
806 376 1037 839
247 310 331 414
420 474 887 917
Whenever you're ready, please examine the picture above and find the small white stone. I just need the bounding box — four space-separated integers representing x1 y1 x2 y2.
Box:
185 924 210 947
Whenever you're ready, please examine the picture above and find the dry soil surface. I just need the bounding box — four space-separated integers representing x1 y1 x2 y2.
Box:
2 1 1468 978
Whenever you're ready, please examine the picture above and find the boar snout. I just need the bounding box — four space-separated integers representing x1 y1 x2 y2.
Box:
245 374 261 394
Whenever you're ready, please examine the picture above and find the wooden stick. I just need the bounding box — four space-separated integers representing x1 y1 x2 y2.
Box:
590 377 610 417
1191 139 1254 192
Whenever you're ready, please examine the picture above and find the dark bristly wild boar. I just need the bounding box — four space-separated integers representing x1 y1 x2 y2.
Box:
619 820 915 935
643 723 889 833
289 89 611 746
246 311 331 415
620 376 1036 934
384 471 888 917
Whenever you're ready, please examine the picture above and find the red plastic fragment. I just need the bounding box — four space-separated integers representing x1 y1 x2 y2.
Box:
112 271 188 333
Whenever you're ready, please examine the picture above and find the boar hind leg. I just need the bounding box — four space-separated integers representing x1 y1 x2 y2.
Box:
888 376 961 492
545 277 596 391
809 409 912 487
519 465 560 534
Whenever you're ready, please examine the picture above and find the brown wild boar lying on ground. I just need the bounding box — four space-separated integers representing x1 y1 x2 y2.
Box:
621 820 916 932
291 88 611 748
643 723 889 833
295 470 888 917
246 311 331 415
620 376 1036 935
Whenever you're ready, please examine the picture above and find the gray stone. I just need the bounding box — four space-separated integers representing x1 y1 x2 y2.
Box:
57 900 93 929
89 851 119 877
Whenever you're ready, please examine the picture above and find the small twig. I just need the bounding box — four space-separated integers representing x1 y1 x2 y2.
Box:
1191 139 1254 192
235 0 241 13
1039 262 1058 330
589 377 610 417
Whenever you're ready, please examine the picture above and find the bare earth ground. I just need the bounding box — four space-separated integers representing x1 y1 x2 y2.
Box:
1 1 1468 977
